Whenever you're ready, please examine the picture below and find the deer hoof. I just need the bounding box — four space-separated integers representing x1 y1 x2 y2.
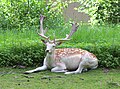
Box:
64 72 73 74
24 70 33 74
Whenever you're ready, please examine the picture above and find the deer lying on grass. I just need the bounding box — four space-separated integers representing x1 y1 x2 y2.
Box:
25 15 98 74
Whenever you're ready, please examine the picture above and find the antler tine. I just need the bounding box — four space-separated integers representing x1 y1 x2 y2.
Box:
65 23 79 39
38 14 49 40
55 22 79 42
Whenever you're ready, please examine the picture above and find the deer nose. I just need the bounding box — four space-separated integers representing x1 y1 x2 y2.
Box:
45 50 49 53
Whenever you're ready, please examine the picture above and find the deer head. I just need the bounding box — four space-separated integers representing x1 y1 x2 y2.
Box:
38 15 79 53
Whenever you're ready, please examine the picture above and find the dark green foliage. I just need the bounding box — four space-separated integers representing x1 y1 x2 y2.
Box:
0 43 45 67
0 43 119 68
89 44 120 68
95 0 119 24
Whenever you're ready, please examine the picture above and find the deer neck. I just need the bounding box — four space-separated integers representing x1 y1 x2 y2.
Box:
45 49 56 68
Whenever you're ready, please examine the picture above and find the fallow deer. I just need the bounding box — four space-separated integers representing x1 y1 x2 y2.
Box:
25 15 98 74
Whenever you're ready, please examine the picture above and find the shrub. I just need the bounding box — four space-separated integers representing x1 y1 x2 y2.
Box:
0 0 64 30
0 42 119 68
0 43 45 67
90 44 120 68
95 0 119 24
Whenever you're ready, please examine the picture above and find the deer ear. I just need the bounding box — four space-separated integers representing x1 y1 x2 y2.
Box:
41 39 47 44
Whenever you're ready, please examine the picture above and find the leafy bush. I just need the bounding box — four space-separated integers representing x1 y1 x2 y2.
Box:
95 0 119 24
0 43 45 67
0 0 64 29
89 44 120 68
0 42 119 68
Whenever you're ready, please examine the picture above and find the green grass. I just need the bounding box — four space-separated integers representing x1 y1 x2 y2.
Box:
0 68 120 89
0 24 120 50
0 28 39 50
47 24 120 44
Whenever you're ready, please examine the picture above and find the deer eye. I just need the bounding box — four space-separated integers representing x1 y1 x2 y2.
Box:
53 45 55 47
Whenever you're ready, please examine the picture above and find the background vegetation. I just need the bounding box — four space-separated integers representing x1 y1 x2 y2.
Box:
0 0 120 68
0 25 120 68
95 0 119 24
0 0 119 30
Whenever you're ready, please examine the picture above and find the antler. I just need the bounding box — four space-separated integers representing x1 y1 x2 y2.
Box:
37 15 79 44
38 15 49 40
55 23 79 42
65 23 79 39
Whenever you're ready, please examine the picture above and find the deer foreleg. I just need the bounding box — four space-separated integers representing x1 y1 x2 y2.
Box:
24 65 47 74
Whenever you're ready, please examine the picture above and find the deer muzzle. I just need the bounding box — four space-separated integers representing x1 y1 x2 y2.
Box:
45 50 49 53
45 49 52 54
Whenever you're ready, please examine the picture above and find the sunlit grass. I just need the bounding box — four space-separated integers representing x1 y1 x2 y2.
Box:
0 24 120 50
